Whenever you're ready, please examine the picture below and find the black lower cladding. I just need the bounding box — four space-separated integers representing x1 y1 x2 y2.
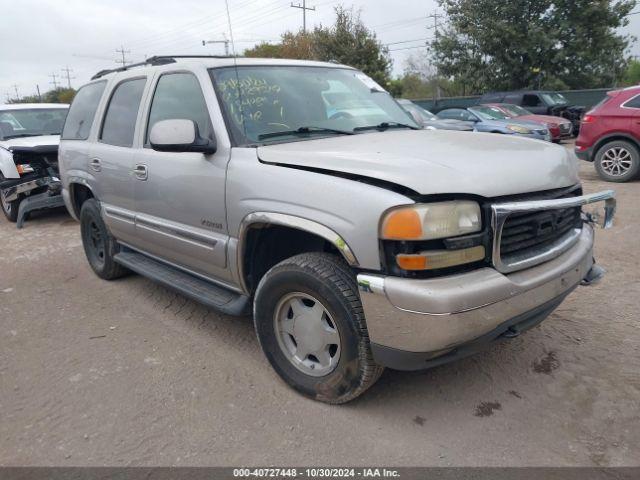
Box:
371 289 574 371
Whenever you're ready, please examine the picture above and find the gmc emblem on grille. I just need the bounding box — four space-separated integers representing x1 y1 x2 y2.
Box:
532 212 560 236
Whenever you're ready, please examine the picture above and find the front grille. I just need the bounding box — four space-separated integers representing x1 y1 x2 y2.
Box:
492 187 584 272
500 206 581 255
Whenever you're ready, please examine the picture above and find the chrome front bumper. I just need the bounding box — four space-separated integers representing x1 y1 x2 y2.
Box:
358 225 597 365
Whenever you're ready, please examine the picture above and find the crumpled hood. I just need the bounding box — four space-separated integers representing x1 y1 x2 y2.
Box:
0 135 60 150
257 129 579 198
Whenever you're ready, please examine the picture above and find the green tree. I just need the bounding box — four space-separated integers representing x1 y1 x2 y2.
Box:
623 59 640 85
9 88 76 104
244 7 392 87
431 0 636 92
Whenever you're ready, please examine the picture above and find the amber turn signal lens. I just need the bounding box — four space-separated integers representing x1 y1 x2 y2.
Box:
382 209 422 240
397 246 485 271
396 254 428 270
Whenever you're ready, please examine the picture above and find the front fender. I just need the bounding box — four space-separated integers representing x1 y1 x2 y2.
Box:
0 147 19 179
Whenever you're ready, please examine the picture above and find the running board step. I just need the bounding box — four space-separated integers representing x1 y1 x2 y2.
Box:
114 251 251 316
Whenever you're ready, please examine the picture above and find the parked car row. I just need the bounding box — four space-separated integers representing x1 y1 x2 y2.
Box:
399 84 640 183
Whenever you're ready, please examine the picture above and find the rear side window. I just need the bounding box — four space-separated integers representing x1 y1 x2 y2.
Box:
624 94 640 109
100 78 147 147
61 81 107 140
522 94 542 107
146 73 213 143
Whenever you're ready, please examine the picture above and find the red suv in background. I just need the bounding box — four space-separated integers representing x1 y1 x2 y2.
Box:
575 86 640 182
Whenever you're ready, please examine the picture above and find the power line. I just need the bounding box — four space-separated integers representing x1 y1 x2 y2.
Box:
291 0 316 33
115 46 131 66
388 45 430 52
61 66 75 89
385 37 432 46
49 73 60 90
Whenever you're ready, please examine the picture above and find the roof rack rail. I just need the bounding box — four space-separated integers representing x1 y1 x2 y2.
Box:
91 55 238 80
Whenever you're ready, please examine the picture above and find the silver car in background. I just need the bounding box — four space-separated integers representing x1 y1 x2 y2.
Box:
397 99 474 131
438 105 552 141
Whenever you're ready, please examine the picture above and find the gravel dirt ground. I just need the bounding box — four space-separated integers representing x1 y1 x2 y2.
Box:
0 152 638 467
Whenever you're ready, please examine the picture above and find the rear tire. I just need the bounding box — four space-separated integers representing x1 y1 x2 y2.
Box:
253 252 383 404
80 198 128 280
594 140 640 183
0 173 20 222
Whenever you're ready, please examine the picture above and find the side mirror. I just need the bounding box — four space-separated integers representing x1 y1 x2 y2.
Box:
149 119 217 154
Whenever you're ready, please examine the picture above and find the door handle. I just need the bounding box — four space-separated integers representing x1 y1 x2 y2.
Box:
133 164 148 181
89 158 102 172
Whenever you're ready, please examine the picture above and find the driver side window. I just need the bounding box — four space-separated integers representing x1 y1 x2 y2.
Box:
146 73 213 143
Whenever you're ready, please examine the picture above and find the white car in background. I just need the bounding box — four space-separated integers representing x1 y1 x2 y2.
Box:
0 103 68 223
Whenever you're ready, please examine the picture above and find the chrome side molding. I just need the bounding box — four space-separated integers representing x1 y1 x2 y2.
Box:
491 190 616 274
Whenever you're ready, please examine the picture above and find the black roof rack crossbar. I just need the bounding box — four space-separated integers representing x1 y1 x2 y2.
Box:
91 55 238 80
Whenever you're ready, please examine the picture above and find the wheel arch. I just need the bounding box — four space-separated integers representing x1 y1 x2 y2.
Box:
237 212 359 295
593 132 640 157
68 180 95 219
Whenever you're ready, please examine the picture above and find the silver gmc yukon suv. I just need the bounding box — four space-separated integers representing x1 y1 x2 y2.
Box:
59 56 616 404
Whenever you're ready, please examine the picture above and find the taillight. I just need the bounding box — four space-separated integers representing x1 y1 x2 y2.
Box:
582 115 596 124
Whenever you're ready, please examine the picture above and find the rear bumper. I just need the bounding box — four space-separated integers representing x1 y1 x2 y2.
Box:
357 226 597 370
574 145 593 161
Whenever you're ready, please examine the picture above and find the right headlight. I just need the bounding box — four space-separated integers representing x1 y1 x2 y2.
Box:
506 124 533 134
381 200 482 241
381 201 484 271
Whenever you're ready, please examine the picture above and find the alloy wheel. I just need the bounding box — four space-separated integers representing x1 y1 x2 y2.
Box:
601 147 633 177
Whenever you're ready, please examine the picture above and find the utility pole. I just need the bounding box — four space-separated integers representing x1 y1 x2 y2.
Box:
427 12 443 101
115 46 131 66
36 84 42 102
61 66 75 89
12 84 20 101
49 73 60 90
202 35 230 56
290 0 315 33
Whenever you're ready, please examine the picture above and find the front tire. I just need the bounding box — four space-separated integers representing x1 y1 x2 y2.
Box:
594 140 640 183
254 252 383 404
0 174 20 222
80 199 128 280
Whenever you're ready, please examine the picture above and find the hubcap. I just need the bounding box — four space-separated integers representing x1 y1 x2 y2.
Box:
0 194 10 213
274 292 341 377
89 220 106 263
601 147 632 176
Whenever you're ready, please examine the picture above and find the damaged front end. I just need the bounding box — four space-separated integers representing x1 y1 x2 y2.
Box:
0 144 66 228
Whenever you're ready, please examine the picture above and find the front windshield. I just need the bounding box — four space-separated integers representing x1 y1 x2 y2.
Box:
210 66 418 145
0 108 68 139
470 106 510 120
501 104 531 116
541 92 568 106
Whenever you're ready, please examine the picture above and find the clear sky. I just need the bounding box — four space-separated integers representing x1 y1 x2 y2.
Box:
1 0 638 100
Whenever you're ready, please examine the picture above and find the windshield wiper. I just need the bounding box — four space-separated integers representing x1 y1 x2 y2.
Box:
353 121 420 132
258 126 355 141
